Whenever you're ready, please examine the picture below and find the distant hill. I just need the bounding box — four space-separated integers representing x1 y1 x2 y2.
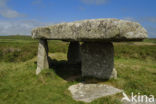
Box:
0 35 31 40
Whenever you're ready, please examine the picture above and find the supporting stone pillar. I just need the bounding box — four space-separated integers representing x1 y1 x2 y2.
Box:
36 39 49 75
80 42 117 79
67 41 81 64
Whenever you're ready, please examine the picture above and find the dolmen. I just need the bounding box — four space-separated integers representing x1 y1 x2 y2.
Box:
32 18 148 80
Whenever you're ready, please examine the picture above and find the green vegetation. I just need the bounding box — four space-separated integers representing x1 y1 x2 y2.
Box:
0 36 156 104
114 42 156 60
144 38 156 43
0 36 68 62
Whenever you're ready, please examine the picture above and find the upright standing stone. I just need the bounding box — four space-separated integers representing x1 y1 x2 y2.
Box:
67 41 81 64
36 39 49 75
81 42 115 79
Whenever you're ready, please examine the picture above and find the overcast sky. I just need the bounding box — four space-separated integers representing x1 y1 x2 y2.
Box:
0 0 156 37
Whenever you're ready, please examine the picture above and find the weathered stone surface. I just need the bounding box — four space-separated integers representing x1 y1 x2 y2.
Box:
80 42 115 79
67 41 81 64
36 39 49 75
32 18 147 41
68 83 123 103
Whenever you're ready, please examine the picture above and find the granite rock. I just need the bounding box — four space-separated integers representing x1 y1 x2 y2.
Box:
36 39 49 75
32 18 147 41
68 83 123 103
67 41 81 64
80 42 115 79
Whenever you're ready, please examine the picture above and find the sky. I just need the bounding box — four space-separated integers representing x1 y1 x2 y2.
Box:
0 0 156 37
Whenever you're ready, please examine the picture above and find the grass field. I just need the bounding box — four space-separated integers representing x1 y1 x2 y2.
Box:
0 36 156 104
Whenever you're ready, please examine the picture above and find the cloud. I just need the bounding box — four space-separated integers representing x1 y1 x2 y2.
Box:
125 17 156 24
0 20 52 35
81 0 108 5
122 17 137 22
145 26 156 38
141 17 156 23
0 9 23 18
0 0 23 18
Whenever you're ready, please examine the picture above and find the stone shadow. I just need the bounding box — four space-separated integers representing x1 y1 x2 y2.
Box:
48 57 110 83
48 57 82 81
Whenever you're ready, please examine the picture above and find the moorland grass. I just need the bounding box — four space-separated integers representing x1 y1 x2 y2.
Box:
0 53 155 104
0 36 156 62
0 36 155 104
